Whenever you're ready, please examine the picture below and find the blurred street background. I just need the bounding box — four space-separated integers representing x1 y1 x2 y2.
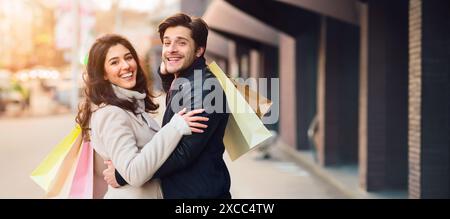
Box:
0 0 448 199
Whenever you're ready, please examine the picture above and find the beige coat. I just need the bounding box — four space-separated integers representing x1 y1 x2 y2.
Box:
90 85 190 199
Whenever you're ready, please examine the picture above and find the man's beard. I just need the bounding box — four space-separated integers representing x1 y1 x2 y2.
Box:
167 65 187 74
165 59 192 75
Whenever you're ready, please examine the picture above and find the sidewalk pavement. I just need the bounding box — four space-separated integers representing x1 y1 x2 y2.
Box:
276 142 408 199
226 146 346 198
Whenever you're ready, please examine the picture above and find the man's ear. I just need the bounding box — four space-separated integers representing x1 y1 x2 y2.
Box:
195 47 205 57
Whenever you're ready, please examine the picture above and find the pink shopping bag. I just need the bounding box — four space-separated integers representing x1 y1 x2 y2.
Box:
68 141 93 199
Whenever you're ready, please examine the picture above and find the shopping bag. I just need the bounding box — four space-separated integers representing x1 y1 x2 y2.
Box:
31 125 93 198
230 79 272 118
208 62 273 161
68 141 93 198
30 125 82 194
45 134 82 198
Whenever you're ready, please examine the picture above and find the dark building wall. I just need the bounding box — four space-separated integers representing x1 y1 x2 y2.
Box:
360 0 409 191
296 16 320 150
318 16 360 166
327 17 360 164
420 0 450 198
261 45 279 80
385 0 409 189
260 44 280 131
235 43 251 79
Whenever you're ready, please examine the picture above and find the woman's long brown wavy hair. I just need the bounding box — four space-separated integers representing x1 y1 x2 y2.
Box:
76 34 159 139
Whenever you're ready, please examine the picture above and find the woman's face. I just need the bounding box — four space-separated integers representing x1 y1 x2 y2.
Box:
104 44 137 89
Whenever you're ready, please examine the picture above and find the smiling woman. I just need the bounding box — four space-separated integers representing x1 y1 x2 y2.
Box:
103 44 138 89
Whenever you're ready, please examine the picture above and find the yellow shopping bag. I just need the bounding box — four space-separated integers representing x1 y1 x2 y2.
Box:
30 125 83 197
209 62 273 161
230 79 272 118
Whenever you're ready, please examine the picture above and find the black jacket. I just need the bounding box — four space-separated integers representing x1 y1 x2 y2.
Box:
116 57 231 198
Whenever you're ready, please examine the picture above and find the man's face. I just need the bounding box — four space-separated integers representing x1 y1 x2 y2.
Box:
162 26 204 75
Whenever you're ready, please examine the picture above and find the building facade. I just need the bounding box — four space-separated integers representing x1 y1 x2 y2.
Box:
203 0 449 198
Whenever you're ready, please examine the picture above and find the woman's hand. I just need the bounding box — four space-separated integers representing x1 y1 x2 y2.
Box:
103 160 120 188
177 108 209 133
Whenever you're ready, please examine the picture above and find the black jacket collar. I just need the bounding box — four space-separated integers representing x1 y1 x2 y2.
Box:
177 56 206 78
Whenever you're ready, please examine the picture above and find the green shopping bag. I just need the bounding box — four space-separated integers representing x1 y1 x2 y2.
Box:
30 125 83 196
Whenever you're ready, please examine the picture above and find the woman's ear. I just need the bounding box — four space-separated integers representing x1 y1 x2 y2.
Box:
195 47 205 58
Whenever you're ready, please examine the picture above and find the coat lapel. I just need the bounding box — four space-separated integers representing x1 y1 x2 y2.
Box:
124 110 145 126
163 87 178 126
144 114 161 132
